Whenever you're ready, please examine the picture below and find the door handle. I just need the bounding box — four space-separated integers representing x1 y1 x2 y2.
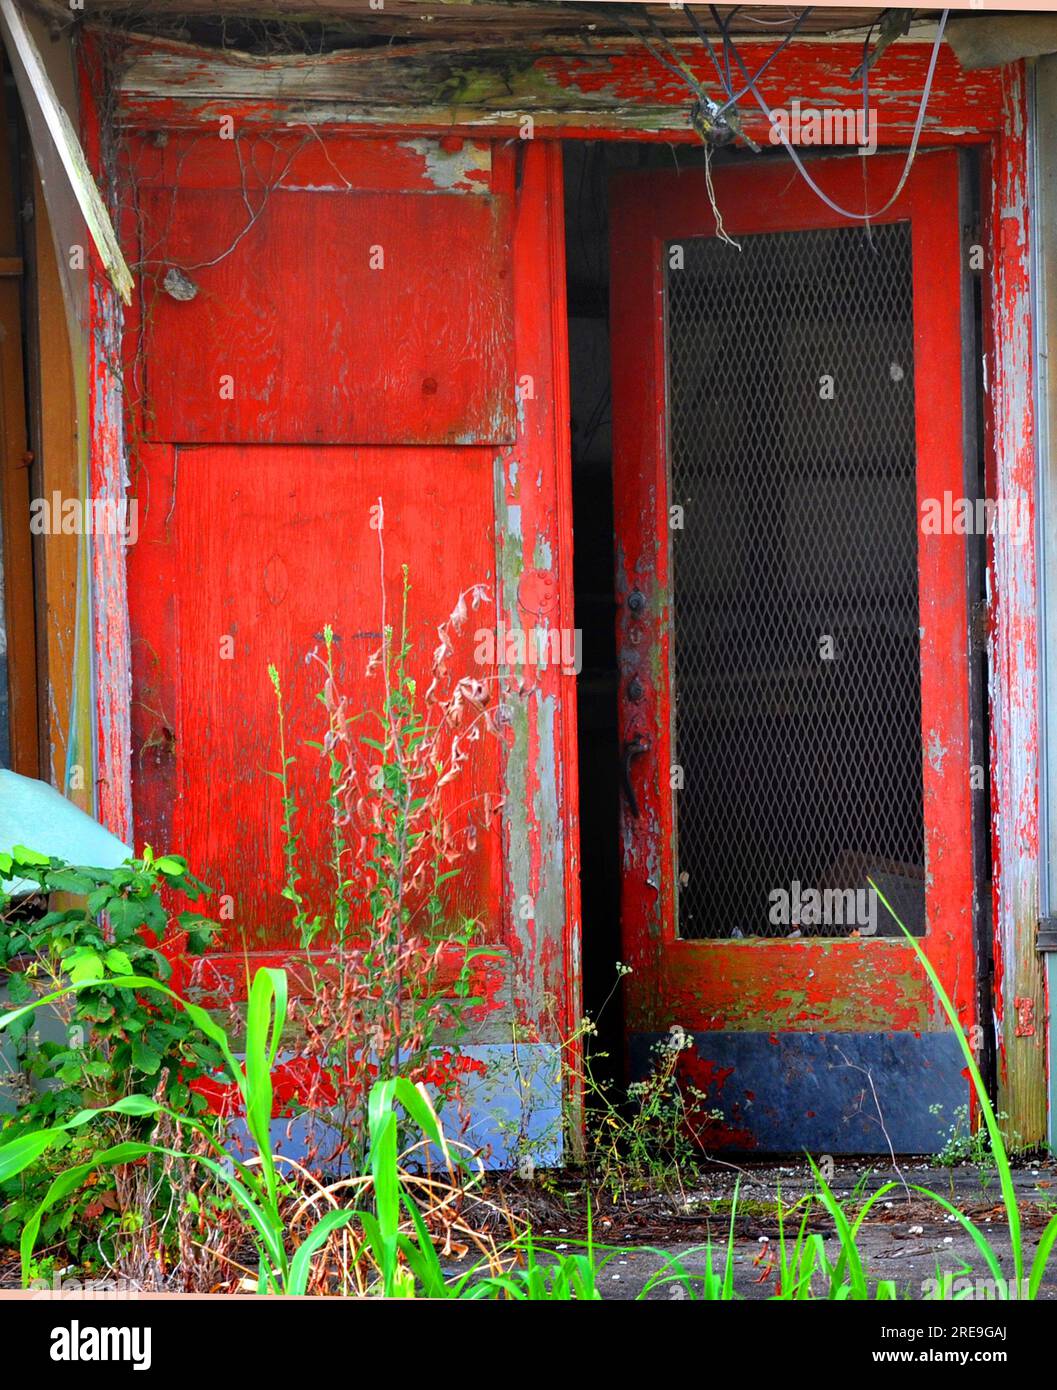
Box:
622 733 651 819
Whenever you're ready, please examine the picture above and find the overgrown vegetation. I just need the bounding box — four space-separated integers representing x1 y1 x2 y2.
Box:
555 973 723 1207
871 881 1057 1302
263 548 500 1172
1 561 1054 1296
0 965 609 1298
0 846 223 1272
0 875 1050 1297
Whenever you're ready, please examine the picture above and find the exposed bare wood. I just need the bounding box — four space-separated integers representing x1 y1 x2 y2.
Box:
66 0 1045 34
0 0 133 303
64 1 893 43
986 62 1048 1144
26 168 84 800
111 30 1003 141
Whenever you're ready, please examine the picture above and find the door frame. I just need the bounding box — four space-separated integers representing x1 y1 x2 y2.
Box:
610 150 975 1036
75 29 1043 1144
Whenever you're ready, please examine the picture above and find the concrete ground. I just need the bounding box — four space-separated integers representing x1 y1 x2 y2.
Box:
600 1227 1055 1300
524 1159 1057 1300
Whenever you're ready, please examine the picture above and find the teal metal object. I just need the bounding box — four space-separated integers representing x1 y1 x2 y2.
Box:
0 768 131 895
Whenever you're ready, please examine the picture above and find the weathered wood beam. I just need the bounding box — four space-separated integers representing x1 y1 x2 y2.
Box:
111 31 1005 140
986 62 1047 1145
1 0 133 301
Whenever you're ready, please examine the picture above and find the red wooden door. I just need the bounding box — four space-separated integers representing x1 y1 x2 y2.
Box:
122 134 581 1117
610 152 976 1152
125 136 511 949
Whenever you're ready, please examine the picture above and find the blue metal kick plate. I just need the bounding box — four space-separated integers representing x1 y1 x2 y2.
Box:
629 1030 968 1154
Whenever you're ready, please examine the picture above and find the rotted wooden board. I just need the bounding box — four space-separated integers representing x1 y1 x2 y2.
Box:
77 1 892 37
114 35 1005 142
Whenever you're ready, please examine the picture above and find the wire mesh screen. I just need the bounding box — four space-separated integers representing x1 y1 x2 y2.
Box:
665 221 925 940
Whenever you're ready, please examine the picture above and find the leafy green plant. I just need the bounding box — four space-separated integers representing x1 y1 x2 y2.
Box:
802 1158 899 1299
0 967 352 1293
770 1190 823 1300
516 966 722 1206
0 843 222 1125
635 1186 741 1300
1 1131 121 1266
462 1212 603 1301
0 966 493 1296
0 845 224 1269
0 966 643 1300
929 1100 1018 1190
623 1176 899 1302
5 882 1054 1303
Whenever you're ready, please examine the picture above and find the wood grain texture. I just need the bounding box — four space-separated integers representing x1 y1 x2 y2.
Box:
113 34 1005 143
28 170 82 796
140 184 515 445
81 43 133 840
984 64 1046 1143
121 129 578 1050
76 2 893 38
159 443 501 948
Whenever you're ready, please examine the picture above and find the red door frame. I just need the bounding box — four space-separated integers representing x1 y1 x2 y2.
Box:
78 32 1043 1143
611 152 984 1150
611 151 974 1031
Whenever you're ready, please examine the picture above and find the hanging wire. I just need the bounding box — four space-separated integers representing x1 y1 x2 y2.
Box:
740 8 804 26
860 20 876 137
606 3 948 223
704 142 740 249
609 6 728 130
684 3 813 117
609 5 763 145
681 3 729 87
722 8 950 220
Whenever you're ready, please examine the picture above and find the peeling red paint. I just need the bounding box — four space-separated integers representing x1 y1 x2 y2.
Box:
108 104 580 1122
79 25 1043 1153
112 34 1004 147
611 153 975 1053
1015 996 1037 1039
983 64 1046 1140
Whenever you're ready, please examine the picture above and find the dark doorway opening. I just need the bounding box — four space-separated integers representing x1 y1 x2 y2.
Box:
564 140 723 1076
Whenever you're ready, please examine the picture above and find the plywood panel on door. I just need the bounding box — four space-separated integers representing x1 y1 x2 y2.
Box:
154 443 501 948
140 186 515 446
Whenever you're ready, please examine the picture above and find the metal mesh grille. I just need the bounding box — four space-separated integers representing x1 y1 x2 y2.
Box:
666 222 924 940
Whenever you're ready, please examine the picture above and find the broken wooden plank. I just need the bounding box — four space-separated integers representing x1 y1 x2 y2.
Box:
0 0 133 304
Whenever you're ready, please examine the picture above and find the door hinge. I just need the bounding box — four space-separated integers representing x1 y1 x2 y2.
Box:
1037 917 1057 952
